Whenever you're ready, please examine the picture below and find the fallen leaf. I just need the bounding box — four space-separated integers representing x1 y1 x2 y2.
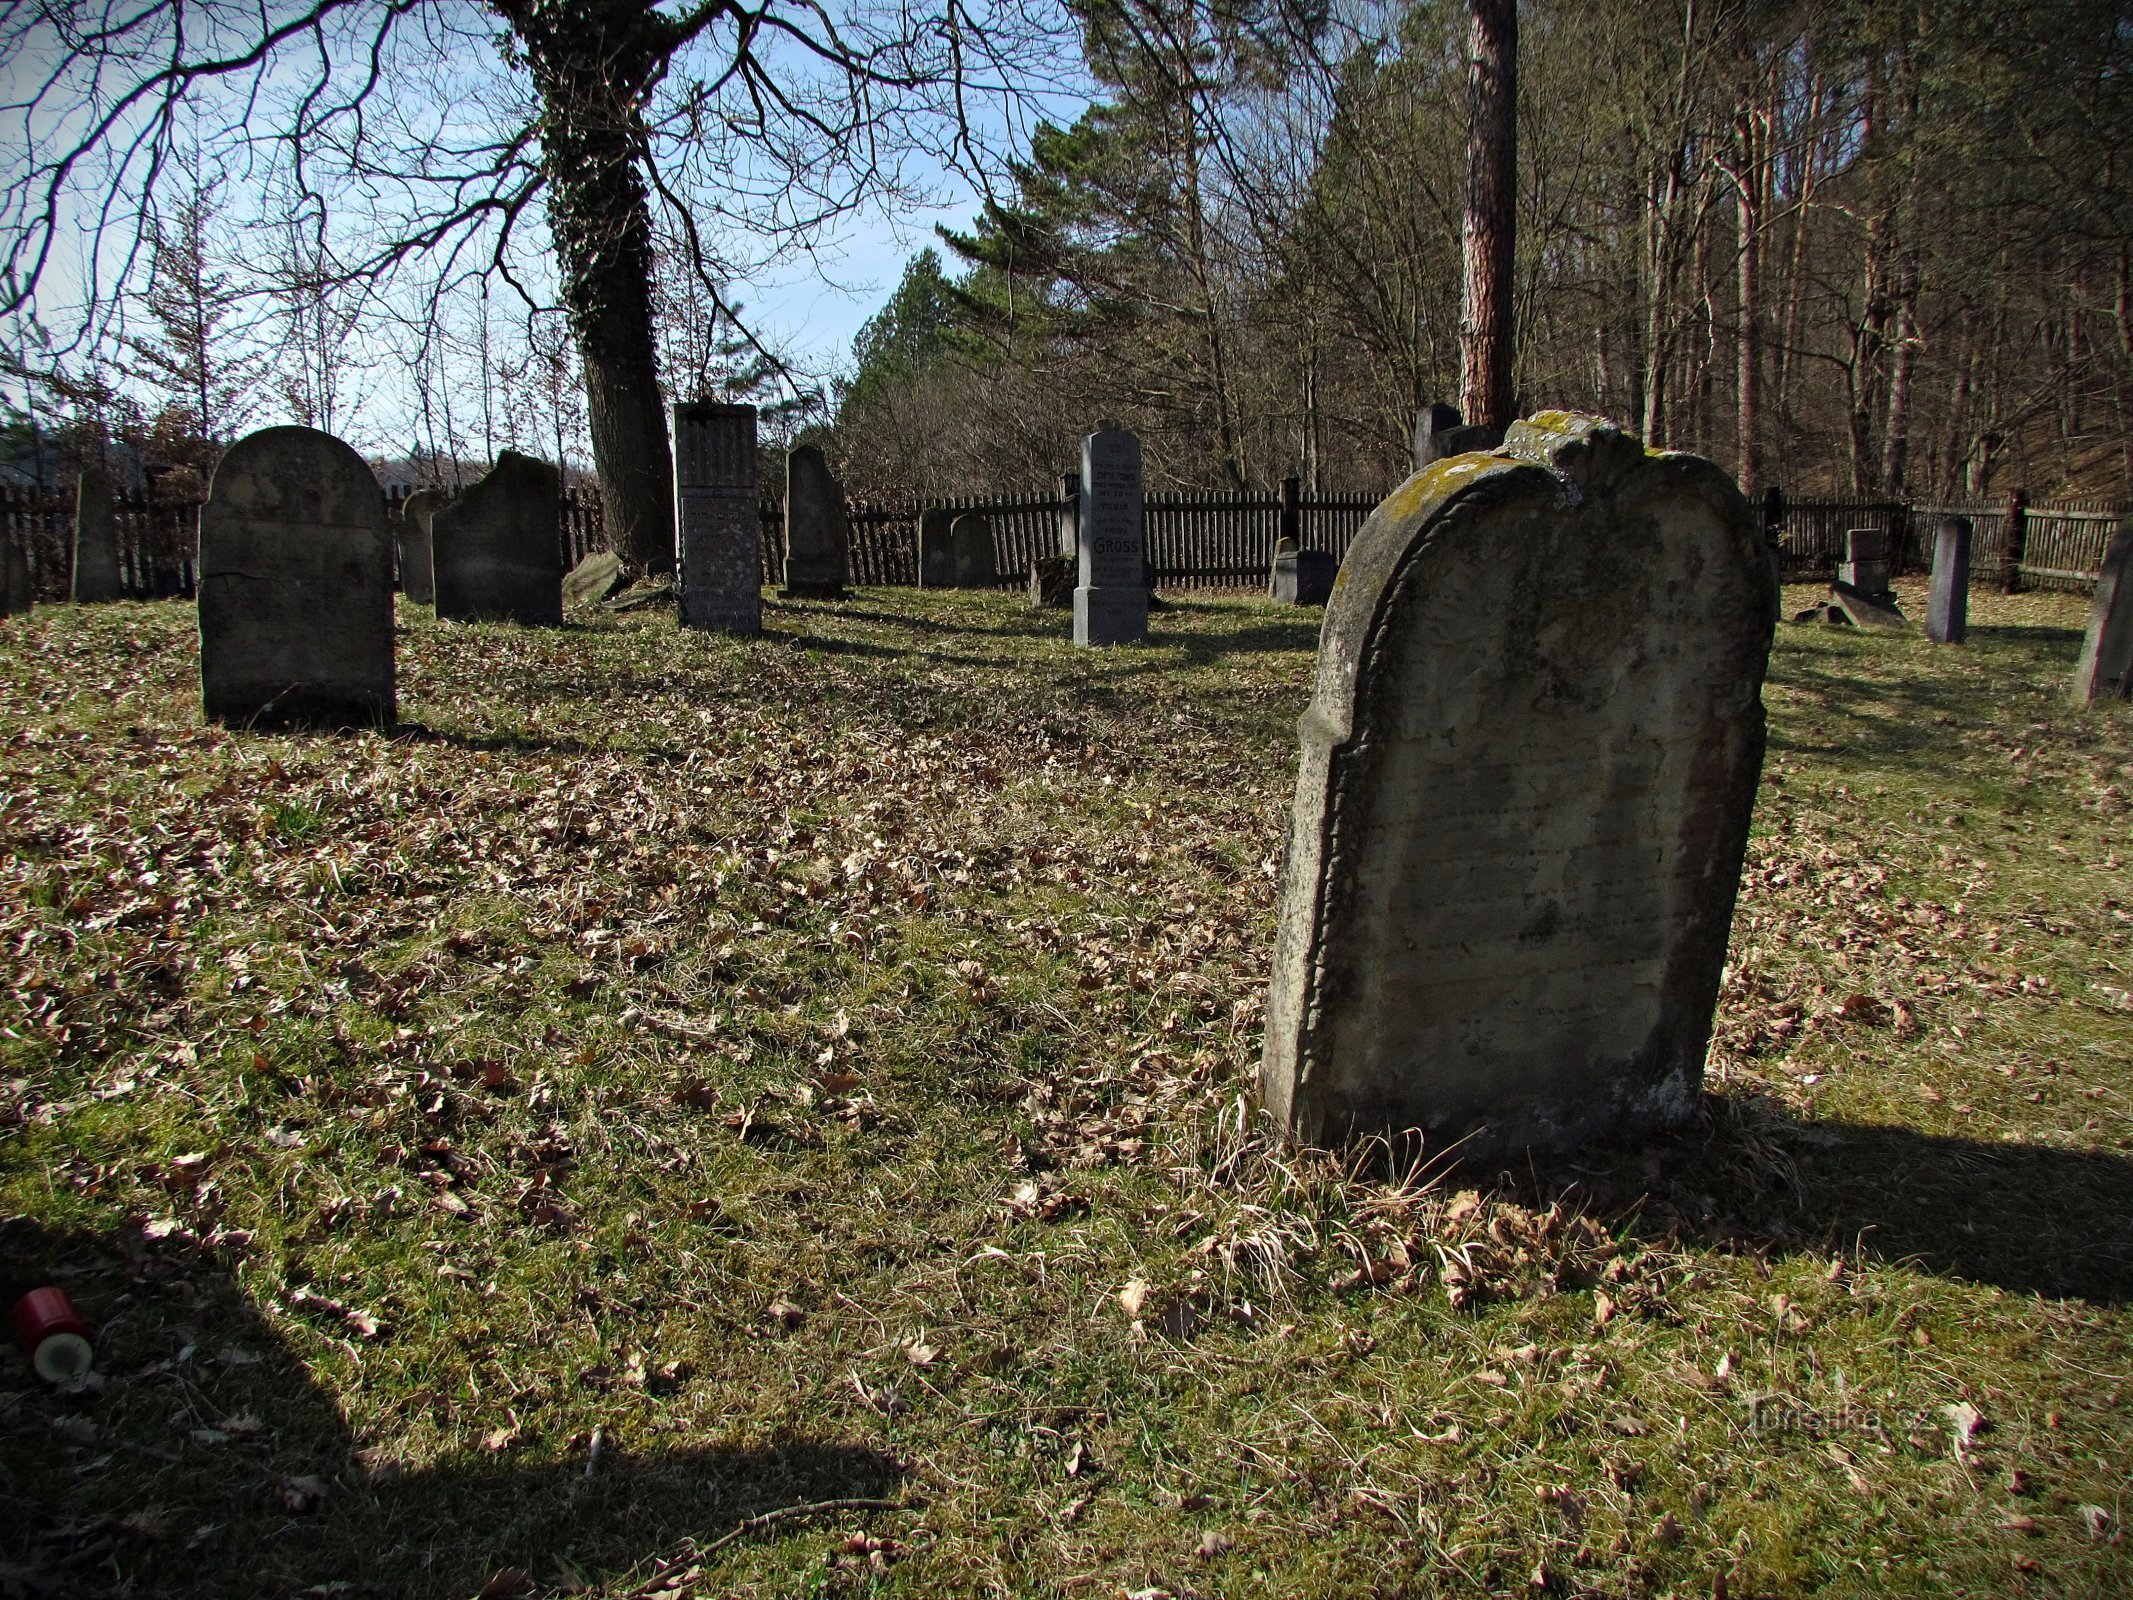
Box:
1119 1278 1150 1318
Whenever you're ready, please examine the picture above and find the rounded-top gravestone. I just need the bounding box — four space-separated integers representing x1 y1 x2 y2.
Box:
1261 411 1777 1159
431 451 563 625
396 487 449 605
72 467 123 602
197 426 394 727
951 513 997 589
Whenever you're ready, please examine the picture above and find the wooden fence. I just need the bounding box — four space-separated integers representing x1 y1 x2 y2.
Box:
1768 491 2127 593
7 474 2125 602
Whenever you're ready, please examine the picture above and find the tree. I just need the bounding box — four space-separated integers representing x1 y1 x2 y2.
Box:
1459 0 1516 432
2 0 1061 572
124 166 254 452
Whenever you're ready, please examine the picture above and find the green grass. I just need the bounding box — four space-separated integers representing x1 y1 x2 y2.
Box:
1 580 2128 1599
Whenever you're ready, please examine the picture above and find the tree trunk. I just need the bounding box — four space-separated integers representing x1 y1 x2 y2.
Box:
1460 0 1517 431
502 0 678 576
1736 166 1762 497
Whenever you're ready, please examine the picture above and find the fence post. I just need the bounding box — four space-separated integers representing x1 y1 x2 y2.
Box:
1761 485 1784 568
2004 487 2029 593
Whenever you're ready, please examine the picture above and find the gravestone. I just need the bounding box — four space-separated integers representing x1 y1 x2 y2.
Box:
1271 536 1338 606
396 488 448 604
1411 402 1463 471
1837 527 1892 599
431 452 563 625
951 513 997 589
1262 411 1777 1158
917 508 955 587
673 402 760 635
2072 530 2133 705
197 425 394 726
1925 516 1972 645
1058 471 1080 559
1 533 30 617
1074 428 1149 647
563 549 624 607
71 468 123 602
1029 554 1073 609
782 444 850 599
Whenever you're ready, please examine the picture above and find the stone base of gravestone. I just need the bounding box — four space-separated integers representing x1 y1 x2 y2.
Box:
432 453 563 625
1074 586 1148 645
1273 548 1338 606
396 488 448 605
1029 554 1073 609
917 509 955 588
72 468 123 602
2072 530 2133 705
197 426 394 727
951 514 997 589
1261 411 1776 1159
564 550 625 607
1926 517 1972 645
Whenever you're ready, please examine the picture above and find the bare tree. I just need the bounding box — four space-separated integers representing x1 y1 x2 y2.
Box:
1 0 1064 571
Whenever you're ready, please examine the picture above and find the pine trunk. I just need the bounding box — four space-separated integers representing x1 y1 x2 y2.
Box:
1460 0 1517 431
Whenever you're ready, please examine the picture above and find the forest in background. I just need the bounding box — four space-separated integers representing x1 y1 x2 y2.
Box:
828 0 2133 503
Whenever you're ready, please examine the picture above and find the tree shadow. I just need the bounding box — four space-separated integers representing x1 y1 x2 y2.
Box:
1492 1094 2133 1306
0 1218 903 1599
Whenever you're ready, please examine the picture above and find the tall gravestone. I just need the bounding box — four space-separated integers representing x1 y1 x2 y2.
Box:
951 513 997 589
396 488 448 605
1057 471 1080 559
917 508 955 587
1 533 30 618
782 444 850 598
72 468 123 602
2072 530 2133 706
1926 516 1972 645
197 426 394 727
1262 412 1776 1157
1074 428 1149 647
431 452 563 625
673 403 760 635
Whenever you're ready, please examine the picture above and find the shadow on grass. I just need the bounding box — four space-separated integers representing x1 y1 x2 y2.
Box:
1530 1094 2133 1306
0 1218 904 1600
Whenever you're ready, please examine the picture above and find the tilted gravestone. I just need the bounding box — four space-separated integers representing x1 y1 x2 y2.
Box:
782 444 850 598
951 513 997 589
396 488 448 605
674 402 760 635
1074 428 1149 646
563 549 624 608
1926 516 1972 645
1029 554 1073 609
431 452 563 625
72 468 123 602
197 426 394 726
917 508 955 588
2072 530 2133 706
1271 535 1338 606
1261 411 1777 1157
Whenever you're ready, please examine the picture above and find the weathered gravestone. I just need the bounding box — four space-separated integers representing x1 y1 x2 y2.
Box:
197 426 394 727
673 402 760 635
563 549 625 608
431 452 563 625
1926 516 1972 645
1414 402 1504 469
782 444 850 598
1261 411 1777 1157
1 533 30 618
1057 471 1080 559
2072 530 2133 706
1271 535 1339 606
1837 527 1892 599
951 513 997 589
917 508 955 588
72 468 123 602
396 488 448 605
1074 428 1149 646
1029 555 1073 609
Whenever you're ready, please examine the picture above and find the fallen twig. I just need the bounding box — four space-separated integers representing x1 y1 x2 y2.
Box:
618 1497 920 1594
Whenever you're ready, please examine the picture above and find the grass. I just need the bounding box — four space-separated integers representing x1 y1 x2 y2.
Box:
0 577 2129 1599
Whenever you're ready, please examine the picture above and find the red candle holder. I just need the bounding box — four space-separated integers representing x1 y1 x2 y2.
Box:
11 1287 93 1384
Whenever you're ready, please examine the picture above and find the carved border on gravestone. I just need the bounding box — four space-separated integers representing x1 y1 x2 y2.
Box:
673 403 760 635
1261 411 1777 1158
197 425 394 727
